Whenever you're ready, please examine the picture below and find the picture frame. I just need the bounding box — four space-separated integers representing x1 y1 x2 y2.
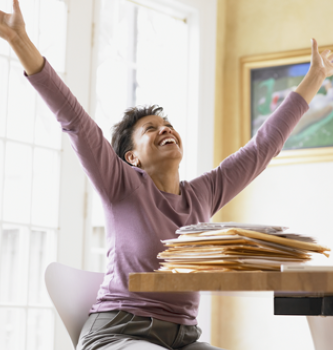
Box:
240 45 333 166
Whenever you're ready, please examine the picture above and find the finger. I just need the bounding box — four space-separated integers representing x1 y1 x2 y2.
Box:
311 38 319 63
0 10 8 23
311 38 318 53
321 49 331 57
311 38 322 66
326 50 333 59
327 53 333 63
13 0 22 14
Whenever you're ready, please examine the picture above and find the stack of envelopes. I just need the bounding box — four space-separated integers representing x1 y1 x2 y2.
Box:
157 223 331 272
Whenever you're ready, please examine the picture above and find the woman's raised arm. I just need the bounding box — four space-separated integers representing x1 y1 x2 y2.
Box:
190 40 333 216
0 0 44 75
0 0 141 203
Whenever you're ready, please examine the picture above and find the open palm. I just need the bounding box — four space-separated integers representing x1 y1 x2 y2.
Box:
0 0 25 42
311 38 333 78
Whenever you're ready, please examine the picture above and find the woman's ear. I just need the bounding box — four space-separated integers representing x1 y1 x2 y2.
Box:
125 151 137 166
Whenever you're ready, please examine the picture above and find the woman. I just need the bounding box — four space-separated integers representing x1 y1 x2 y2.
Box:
1 1 333 349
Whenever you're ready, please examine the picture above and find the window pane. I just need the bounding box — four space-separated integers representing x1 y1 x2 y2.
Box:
135 7 188 117
27 309 54 350
3 142 33 223
28 229 56 305
94 1 189 181
0 39 9 57
6 61 35 143
34 97 62 149
31 148 60 227
97 0 133 64
0 225 29 303
94 61 129 137
0 57 9 137
0 308 26 350
18 0 38 45
94 0 136 138
39 0 67 72
0 39 9 56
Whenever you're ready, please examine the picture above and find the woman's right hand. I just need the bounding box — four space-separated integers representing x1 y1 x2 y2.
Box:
0 0 44 75
0 0 26 43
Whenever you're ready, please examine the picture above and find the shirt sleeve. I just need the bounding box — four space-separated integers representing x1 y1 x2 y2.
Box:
189 91 309 216
25 58 141 203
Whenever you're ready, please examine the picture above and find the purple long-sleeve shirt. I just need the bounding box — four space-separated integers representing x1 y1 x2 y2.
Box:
26 59 308 325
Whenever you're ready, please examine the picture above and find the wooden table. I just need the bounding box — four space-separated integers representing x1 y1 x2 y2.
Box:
129 271 333 295
129 271 333 349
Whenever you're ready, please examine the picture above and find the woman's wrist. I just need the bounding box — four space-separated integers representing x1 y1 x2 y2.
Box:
308 65 326 81
9 31 44 75
7 29 27 47
295 67 326 105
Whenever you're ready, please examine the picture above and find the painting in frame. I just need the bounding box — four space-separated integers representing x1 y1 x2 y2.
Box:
240 45 333 165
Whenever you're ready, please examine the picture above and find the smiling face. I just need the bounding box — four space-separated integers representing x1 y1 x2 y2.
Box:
124 115 183 171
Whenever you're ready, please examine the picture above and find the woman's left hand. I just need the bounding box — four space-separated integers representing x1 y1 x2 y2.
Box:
295 38 333 104
310 38 333 78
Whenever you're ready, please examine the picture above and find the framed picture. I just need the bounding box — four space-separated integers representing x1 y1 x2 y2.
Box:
240 45 333 165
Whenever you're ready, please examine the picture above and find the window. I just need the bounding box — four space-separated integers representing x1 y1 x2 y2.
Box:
0 0 216 348
87 0 192 271
85 1 217 344
92 0 189 176
0 0 67 349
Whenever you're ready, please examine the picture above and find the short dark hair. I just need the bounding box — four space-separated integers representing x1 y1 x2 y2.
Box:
111 105 166 165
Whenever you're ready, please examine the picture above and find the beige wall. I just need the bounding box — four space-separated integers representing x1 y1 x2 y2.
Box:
212 0 333 349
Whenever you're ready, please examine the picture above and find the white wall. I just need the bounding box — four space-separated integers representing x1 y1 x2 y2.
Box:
212 0 333 348
239 161 333 263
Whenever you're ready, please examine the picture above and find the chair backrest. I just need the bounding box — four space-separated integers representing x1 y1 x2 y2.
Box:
45 262 104 348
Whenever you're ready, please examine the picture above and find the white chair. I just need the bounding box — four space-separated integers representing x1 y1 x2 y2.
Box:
44 262 104 349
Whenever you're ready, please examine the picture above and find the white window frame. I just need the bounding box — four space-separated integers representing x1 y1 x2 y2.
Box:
54 1 95 348
54 0 217 348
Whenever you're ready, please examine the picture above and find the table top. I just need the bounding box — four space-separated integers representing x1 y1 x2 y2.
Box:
128 271 333 295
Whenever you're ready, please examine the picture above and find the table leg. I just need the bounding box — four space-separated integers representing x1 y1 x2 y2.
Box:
307 316 333 350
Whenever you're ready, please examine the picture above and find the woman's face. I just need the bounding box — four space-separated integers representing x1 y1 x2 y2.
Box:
125 115 183 170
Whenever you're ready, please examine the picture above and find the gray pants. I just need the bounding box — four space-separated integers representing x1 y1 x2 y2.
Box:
76 310 225 350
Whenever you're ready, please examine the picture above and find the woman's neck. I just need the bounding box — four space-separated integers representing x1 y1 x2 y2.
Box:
146 166 180 195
